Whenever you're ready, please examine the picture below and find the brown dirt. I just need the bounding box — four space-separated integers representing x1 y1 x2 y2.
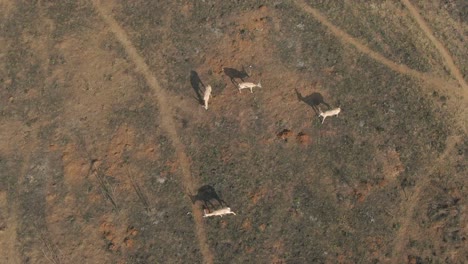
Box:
401 0 467 90
296 132 312 145
1 0 466 263
92 2 213 263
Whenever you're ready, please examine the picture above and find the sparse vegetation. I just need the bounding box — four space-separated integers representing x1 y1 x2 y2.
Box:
0 1 466 263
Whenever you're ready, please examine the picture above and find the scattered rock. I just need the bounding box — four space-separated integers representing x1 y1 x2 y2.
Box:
241 218 252 231
258 223 267 232
407 255 423 264
220 220 228 229
276 129 293 142
296 132 311 145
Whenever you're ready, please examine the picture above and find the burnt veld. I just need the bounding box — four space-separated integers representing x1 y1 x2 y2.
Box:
0 1 466 263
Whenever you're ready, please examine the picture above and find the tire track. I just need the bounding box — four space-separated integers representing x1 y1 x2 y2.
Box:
390 135 461 263
0 160 25 264
2 136 40 264
92 2 214 263
295 0 467 133
401 0 467 90
295 1 467 261
294 0 444 85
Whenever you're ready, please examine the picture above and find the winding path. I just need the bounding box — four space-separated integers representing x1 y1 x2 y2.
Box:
92 2 214 263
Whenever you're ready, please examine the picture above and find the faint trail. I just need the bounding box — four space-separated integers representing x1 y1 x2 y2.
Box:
401 0 467 90
294 0 443 84
92 2 214 263
294 0 468 134
0 185 22 264
294 2 466 261
0 136 39 264
390 135 460 263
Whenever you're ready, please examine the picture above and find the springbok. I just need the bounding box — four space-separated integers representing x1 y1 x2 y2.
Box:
203 207 236 217
318 107 341 124
238 82 261 93
203 85 212 110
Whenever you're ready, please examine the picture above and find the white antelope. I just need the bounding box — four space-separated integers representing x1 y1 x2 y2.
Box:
203 85 212 110
238 82 261 93
319 107 341 124
203 207 236 217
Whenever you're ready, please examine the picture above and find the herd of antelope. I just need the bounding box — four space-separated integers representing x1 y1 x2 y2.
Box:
195 66 341 217
201 65 340 124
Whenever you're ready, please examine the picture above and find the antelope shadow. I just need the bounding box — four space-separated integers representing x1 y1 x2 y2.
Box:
295 89 331 115
190 70 205 104
189 185 227 211
223 66 250 86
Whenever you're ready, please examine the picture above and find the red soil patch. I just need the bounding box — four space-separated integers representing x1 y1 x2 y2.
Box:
296 132 312 145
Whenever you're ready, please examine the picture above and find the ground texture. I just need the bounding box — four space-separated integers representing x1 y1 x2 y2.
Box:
0 0 467 263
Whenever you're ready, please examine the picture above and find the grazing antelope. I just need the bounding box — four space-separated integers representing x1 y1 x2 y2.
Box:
318 107 341 124
238 82 261 93
203 207 236 217
203 85 212 110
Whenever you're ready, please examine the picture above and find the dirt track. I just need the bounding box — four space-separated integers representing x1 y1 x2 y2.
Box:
92 1 213 262
1 0 466 263
401 0 467 90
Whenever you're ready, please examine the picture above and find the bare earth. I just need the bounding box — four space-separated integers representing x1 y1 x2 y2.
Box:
0 1 466 263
